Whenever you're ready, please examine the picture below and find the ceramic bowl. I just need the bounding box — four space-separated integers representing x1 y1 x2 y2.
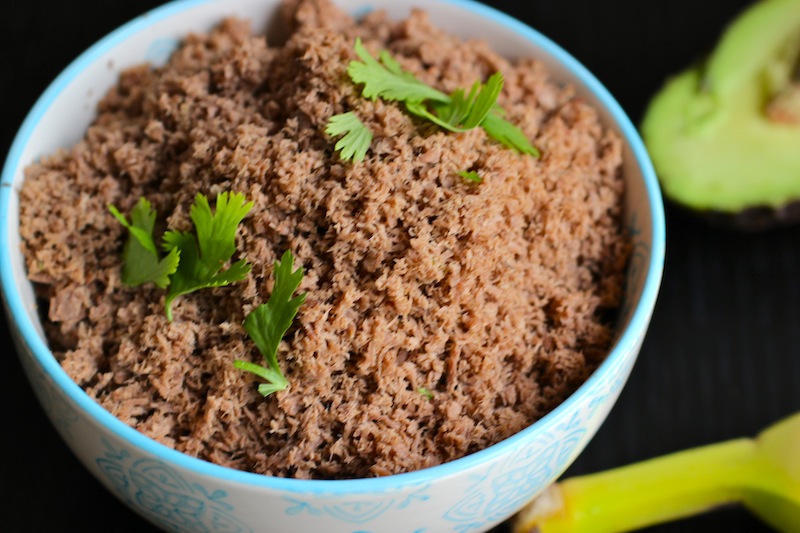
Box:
0 0 665 531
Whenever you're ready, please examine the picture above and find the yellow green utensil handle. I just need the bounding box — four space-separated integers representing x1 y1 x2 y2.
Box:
515 438 757 533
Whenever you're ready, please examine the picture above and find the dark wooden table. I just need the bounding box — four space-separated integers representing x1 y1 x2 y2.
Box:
1 1 792 531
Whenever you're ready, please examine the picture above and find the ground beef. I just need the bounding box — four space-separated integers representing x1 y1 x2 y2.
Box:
19 0 630 479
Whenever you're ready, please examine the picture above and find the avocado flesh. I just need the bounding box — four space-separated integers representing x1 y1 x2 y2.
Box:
642 0 800 215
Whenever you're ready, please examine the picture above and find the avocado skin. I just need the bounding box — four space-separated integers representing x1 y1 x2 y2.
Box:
641 0 800 230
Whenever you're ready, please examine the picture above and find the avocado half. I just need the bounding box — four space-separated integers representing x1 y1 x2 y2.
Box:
642 0 800 230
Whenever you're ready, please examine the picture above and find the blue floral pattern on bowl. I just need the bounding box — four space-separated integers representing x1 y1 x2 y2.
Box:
440 411 593 532
283 481 432 524
95 438 252 533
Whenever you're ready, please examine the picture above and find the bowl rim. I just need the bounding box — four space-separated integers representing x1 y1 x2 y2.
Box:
0 0 665 495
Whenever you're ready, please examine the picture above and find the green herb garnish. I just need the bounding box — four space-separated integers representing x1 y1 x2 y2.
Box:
458 170 482 183
481 111 540 156
406 73 503 133
418 387 434 401
327 38 540 162
234 250 306 397
348 39 450 105
108 198 180 289
162 191 253 321
325 111 374 162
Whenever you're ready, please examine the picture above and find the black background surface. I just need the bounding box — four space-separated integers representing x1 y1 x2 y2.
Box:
0 0 795 532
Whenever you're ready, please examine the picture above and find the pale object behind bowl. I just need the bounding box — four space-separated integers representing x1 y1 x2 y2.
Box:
0 0 665 532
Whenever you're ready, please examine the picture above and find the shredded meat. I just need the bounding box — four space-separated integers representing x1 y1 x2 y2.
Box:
19 0 630 479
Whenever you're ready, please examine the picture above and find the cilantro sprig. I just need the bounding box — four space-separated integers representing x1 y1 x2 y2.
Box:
111 192 253 321
327 38 540 162
162 192 254 321
111 196 308 398
324 112 373 163
108 198 180 289
234 250 306 397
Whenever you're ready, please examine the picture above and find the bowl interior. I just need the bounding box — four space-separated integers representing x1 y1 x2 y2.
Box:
0 0 664 495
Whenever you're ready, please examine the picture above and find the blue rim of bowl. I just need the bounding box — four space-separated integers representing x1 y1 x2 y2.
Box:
0 0 665 495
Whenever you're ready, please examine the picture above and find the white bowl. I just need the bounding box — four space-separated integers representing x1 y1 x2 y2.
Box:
0 0 665 531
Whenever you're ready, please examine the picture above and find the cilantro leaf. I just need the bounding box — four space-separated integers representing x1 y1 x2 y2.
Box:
108 198 179 289
234 250 306 397
426 73 505 131
481 112 541 156
418 387 434 401
429 87 473 130
162 191 253 321
341 40 540 159
406 74 504 134
405 100 469 132
464 73 504 128
348 38 449 104
458 170 482 183
325 111 374 162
